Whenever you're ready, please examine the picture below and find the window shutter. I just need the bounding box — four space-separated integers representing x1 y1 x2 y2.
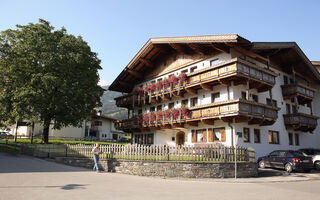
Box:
203 129 207 143
208 128 213 142
221 128 226 142
192 130 196 143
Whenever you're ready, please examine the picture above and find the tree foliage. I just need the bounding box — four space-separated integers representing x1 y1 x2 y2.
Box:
0 19 104 143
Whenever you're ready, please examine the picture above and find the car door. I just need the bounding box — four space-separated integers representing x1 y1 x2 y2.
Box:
275 151 287 168
268 151 279 168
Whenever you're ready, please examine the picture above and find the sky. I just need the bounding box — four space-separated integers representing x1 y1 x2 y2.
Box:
1 0 320 86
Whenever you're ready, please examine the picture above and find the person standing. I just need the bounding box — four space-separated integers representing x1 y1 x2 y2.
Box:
91 143 101 172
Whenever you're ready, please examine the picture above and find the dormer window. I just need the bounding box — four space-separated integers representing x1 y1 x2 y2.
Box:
190 66 197 73
210 59 219 66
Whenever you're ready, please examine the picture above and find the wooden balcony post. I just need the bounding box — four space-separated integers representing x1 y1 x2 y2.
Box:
310 102 313 115
246 80 249 100
292 66 296 84
227 85 230 101
269 89 273 106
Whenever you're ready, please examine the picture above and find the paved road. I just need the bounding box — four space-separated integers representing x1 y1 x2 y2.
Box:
1 152 320 200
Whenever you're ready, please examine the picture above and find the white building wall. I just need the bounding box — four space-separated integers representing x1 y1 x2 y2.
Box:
131 52 320 160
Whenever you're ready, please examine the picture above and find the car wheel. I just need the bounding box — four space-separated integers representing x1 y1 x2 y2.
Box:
285 163 293 173
314 161 320 170
259 160 265 169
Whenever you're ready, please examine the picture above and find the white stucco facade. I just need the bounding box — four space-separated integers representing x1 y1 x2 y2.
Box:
128 52 320 159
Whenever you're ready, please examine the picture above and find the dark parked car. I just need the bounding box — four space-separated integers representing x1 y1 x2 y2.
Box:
258 150 313 173
299 148 320 170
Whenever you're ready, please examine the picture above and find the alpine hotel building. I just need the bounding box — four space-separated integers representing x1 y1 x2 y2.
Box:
109 35 320 158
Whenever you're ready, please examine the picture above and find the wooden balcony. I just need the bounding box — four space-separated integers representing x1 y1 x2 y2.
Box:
115 99 280 131
281 83 316 104
283 113 318 132
115 58 278 108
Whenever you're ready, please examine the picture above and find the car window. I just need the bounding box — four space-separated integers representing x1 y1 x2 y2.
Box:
269 151 279 157
291 151 305 157
278 151 287 157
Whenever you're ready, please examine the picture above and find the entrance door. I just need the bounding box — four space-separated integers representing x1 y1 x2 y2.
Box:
176 131 185 146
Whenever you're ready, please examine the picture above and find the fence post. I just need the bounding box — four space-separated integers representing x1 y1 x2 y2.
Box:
65 145 68 157
224 146 226 162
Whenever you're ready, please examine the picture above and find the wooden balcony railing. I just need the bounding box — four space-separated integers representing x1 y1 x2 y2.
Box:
281 83 316 104
283 113 318 132
115 99 279 131
115 58 278 108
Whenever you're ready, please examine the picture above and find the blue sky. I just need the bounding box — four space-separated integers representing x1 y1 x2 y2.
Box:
1 0 319 86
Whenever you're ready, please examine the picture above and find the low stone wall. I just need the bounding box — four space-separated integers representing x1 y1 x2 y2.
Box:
55 157 257 178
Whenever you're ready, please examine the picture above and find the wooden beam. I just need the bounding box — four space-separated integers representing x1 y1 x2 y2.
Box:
161 124 172 129
172 123 184 128
172 91 184 98
163 94 171 101
201 119 214 125
150 127 161 130
140 58 153 67
187 43 207 55
200 83 212 91
169 43 194 55
186 121 198 127
211 43 230 53
185 88 197 94
127 69 143 79
227 44 268 63
118 81 131 87
151 97 159 103
218 79 231 86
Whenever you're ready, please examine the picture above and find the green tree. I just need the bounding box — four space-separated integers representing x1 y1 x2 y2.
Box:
0 19 104 143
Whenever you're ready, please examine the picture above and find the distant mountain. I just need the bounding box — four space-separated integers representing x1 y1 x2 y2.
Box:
100 86 128 120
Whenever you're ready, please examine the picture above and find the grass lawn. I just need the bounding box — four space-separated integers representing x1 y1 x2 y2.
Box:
0 138 129 145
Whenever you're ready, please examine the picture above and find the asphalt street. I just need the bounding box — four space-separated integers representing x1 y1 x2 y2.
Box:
1 152 320 200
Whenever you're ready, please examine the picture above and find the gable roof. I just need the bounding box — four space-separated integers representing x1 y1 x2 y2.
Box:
109 35 320 93
109 34 250 93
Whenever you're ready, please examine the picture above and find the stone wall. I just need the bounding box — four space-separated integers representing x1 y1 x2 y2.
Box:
55 157 257 178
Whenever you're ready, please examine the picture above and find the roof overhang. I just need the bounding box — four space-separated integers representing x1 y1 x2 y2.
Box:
109 34 251 93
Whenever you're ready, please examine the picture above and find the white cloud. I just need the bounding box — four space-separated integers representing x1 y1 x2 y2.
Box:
98 80 109 87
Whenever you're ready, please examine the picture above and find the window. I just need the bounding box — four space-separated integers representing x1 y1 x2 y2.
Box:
254 129 261 143
138 109 142 115
168 102 174 109
190 66 197 73
266 98 277 107
241 91 247 100
182 99 188 106
150 107 155 112
211 92 220 103
243 128 250 143
252 94 258 103
269 151 279 157
157 105 162 111
134 134 154 145
289 78 294 84
210 59 219 66
283 76 288 85
268 130 279 144
307 102 312 108
295 134 300 146
181 69 188 74
191 97 198 107
196 130 204 142
147 134 154 144
286 104 291 114
288 133 293 145
292 105 297 114
94 121 102 126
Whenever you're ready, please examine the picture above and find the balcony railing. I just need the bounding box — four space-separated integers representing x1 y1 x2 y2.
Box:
283 113 318 132
115 58 278 108
115 99 279 131
281 83 316 104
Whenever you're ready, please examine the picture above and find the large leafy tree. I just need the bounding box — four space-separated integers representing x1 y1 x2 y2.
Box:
0 19 104 143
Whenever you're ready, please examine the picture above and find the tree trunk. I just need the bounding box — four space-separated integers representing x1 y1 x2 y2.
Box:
30 122 35 144
42 120 50 144
14 121 18 143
